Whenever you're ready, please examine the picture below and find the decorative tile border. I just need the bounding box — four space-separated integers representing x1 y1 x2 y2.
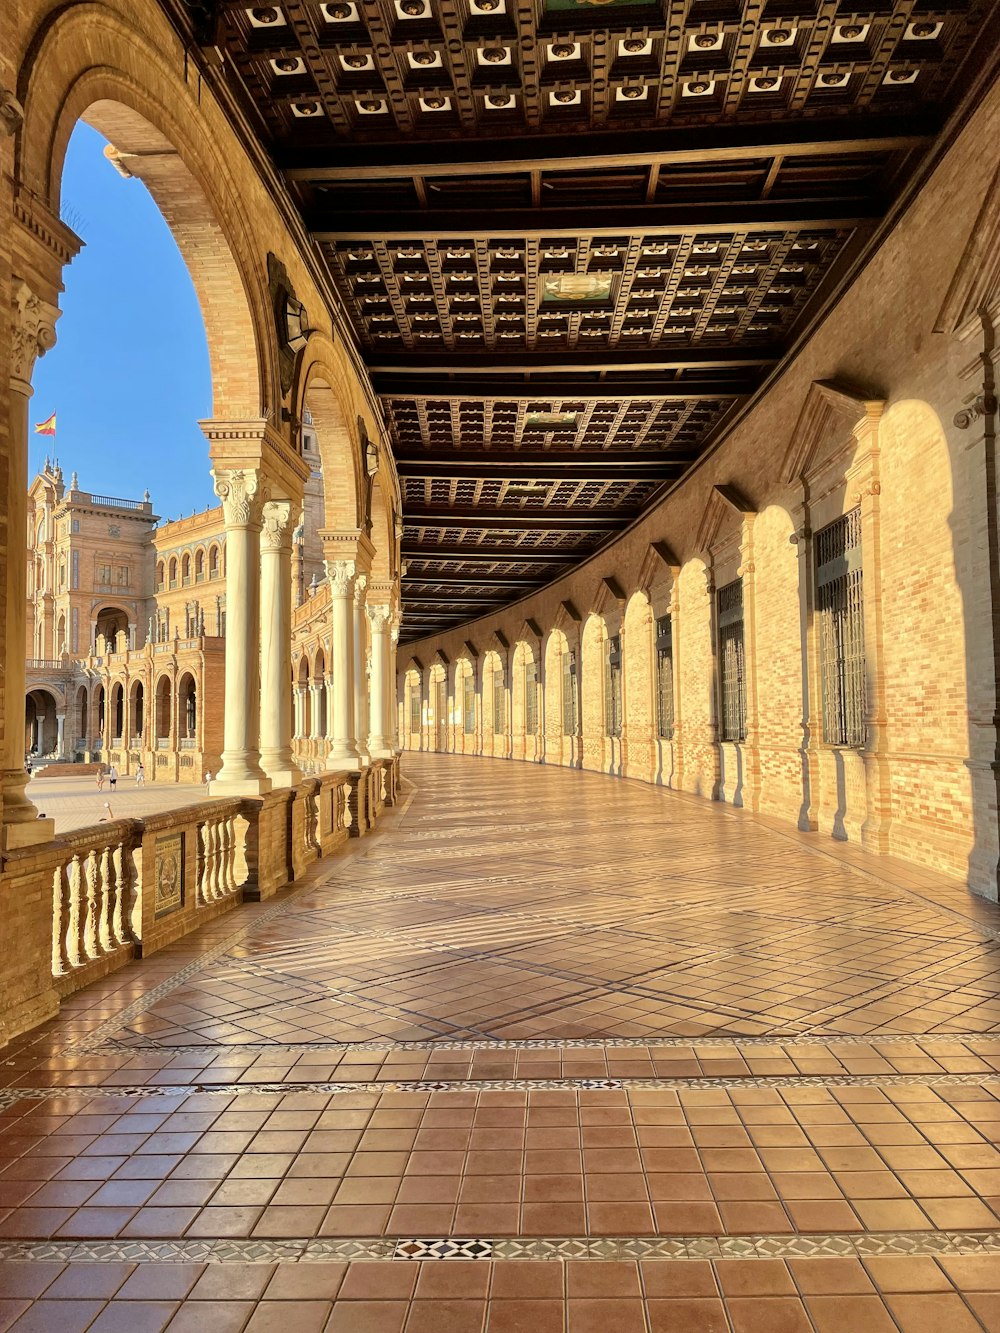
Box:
3 1069 1000 1110
88 1030 1000 1055
3 1231 1000 1264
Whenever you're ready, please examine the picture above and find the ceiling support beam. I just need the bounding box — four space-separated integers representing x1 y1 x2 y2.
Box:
402 572 544 588
370 348 779 374
404 505 626 531
280 115 936 181
395 451 693 480
377 377 746 401
402 544 576 566
314 200 876 240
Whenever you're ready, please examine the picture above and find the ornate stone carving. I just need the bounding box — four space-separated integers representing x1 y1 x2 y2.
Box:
261 499 293 549
367 603 392 632
212 469 265 528
354 572 368 606
0 87 24 136
325 559 356 596
11 280 60 393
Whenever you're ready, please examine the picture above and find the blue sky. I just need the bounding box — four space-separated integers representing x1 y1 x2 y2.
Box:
31 122 216 521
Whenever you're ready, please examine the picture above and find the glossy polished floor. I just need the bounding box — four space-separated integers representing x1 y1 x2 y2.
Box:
3 754 1000 1330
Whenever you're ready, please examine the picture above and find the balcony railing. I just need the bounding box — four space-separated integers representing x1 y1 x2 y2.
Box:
156 737 169 749
87 493 146 512
26 658 66 671
179 737 197 749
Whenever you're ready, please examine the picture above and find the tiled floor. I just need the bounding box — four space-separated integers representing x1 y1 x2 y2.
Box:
3 754 1000 1330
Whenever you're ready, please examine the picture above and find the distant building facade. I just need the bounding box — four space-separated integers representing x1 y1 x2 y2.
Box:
24 422 329 783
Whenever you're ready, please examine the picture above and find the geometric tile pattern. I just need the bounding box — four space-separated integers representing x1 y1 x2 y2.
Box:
5 756 1000 1329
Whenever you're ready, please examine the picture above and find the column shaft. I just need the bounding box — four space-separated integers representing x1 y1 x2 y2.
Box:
259 501 300 788
327 563 360 770
353 579 370 764
212 470 270 795
367 606 392 756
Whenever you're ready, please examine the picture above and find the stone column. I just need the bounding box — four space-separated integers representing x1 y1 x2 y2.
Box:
259 500 300 788
55 713 65 760
2 282 58 846
353 575 370 765
211 468 271 795
311 683 325 750
325 673 335 749
293 685 304 740
389 620 402 752
367 604 392 756
326 560 360 769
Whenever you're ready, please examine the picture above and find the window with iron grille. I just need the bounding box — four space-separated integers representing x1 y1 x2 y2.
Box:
525 659 539 735
492 668 505 733
463 672 475 734
717 579 746 742
562 646 578 735
409 685 421 734
605 634 623 738
655 614 675 740
816 507 866 747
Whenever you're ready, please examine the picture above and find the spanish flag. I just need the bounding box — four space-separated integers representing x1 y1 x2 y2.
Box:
34 412 57 437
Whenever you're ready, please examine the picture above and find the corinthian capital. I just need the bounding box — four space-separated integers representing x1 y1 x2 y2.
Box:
213 468 266 528
367 602 392 632
11 280 60 393
354 572 368 606
325 558 356 596
261 499 293 550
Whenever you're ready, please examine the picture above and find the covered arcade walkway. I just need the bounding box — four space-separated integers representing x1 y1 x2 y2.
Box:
2 756 1000 1328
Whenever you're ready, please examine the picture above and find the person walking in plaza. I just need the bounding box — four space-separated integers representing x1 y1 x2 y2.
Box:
96 767 105 792
135 761 145 786
108 763 118 791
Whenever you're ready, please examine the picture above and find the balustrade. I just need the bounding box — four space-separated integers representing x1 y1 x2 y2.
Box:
51 828 138 978
197 810 242 904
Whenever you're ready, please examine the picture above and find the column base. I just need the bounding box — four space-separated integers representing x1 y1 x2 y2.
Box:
260 751 303 789
3 817 56 850
211 776 273 797
369 747 395 759
327 748 363 772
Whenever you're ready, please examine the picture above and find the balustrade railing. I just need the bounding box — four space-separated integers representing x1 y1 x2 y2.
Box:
197 811 242 904
51 829 139 978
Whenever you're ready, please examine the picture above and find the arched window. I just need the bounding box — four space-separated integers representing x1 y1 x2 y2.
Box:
209 545 219 578
169 557 177 587
181 553 191 584
156 560 165 590
195 549 205 580
155 676 171 742
178 673 197 741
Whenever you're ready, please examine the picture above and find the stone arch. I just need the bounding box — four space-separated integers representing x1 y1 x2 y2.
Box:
16 5 275 418
292 335 365 533
676 557 718 801
511 638 541 763
109 680 125 741
209 543 222 579
428 661 449 752
94 604 130 650
129 677 144 742
580 613 609 775
543 628 571 766
194 546 206 581
482 648 507 758
24 686 61 756
156 558 165 590
55 612 66 655
623 590 654 782
177 671 197 742
453 655 477 754
313 647 328 739
168 557 178 586
181 552 191 584
74 684 88 747
403 665 424 748
93 683 106 748
154 673 171 743
297 654 312 739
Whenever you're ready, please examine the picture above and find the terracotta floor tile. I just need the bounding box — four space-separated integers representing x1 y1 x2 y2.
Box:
326 1300 410 1333
489 1262 564 1300
566 1299 646 1332
485 1299 563 1333
646 1298 730 1333
415 1262 491 1300
403 1300 487 1333
263 1262 348 1300
242 1300 332 1333
7 1302 108 1333
806 1295 899 1332
640 1261 718 1298
726 1296 815 1333
161 1301 255 1333
716 1260 796 1297
885 1292 989 1333
0 1263 67 1299
188 1265 276 1300
338 1263 418 1301
86 1302 180 1333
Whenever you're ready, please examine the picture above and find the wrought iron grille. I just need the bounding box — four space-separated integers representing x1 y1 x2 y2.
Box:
525 659 539 735
562 647 578 736
655 614 675 740
605 634 623 739
717 580 746 743
436 678 448 749
409 687 420 734
463 673 475 735
816 507 866 748
492 668 505 734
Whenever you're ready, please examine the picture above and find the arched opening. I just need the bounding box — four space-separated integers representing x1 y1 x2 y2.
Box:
109 681 125 744
56 613 66 656
297 657 312 739
178 672 197 744
24 689 60 758
511 641 541 763
155 675 171 744
483 650 507 759
454 658 477 754
94 605 130 652
75 685 88 751
94 685 106 751
209 544 220 579
130 680 145 745
181 553 191 585
543 628 577 768
314 648 328 741
169 557 178 588
581 613 611 775
428 663 449 752
404 668 423 748
195 548 205 581
156 560 165 590
623 591 654 783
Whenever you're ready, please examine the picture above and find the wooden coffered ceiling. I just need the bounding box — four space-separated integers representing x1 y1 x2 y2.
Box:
163 0 999 642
